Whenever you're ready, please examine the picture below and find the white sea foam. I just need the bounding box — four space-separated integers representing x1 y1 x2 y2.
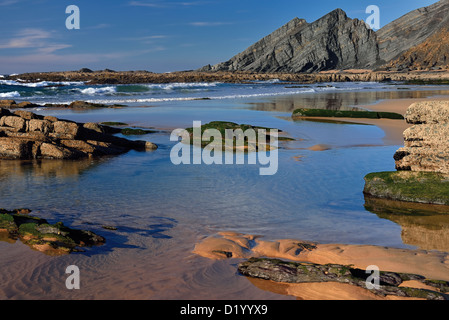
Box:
146 82 220 90
0 79 84 87
81 88 317 104
78 86 117 95
0 91 20 98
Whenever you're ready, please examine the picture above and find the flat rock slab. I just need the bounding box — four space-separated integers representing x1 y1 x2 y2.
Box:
238 258 449 300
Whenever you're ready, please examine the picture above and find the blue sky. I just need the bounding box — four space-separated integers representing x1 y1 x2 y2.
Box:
0 0 439 74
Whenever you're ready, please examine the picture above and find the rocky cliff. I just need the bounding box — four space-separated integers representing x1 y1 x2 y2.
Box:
200 9 380 73
201 0 449 73
384 27 449 71
377 0 449 68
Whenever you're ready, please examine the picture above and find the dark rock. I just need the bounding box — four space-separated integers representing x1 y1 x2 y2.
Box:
238 258 448 300
78 68 93 73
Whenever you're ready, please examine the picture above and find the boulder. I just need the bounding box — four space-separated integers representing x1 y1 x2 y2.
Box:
2 116 26 131
53 121 79 137
0 100 16 108
0 138 33 159
28 119 53 134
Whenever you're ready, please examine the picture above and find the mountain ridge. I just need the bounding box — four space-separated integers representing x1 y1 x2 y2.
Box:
200 0 449 73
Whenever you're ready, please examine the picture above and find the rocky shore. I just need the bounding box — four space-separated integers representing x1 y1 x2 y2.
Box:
0 108 157 160
5 69 449 85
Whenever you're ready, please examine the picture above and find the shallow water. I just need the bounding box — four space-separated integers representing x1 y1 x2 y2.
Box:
1 85 449 300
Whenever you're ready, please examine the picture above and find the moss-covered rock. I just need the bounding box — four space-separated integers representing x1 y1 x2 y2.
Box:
184 121 292 151
120 128 157 135
292 108 404 120
238 258 448 300
0 208 105 255
100 122 128 126
363 171 449 206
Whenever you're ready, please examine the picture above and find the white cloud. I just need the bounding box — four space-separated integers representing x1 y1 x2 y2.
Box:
189 21 233 27
0 28 71 53
0 0 20 6
129 1 210 8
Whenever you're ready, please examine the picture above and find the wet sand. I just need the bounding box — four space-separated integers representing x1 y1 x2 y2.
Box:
193 232 449 300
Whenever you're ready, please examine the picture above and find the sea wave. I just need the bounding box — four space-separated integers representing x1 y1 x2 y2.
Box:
0 91 20 98
78 86 117 95
73 88 317 105
146 82 220 90
0 79 84 87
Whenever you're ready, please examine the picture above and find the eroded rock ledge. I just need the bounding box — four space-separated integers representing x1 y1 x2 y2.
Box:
0 108 157 160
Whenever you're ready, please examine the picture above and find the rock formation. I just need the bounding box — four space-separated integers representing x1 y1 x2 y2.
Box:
201 9 379 73
394 101 449 174
200 0 449 73
364 101 449 206
0 108 157 160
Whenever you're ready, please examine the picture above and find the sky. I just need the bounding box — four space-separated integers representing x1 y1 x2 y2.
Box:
0 0 439 74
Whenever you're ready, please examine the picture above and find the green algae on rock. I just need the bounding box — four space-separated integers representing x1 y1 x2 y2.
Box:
363 171 449 206
0 208 105 255
184 121 293 151
292 108 404 120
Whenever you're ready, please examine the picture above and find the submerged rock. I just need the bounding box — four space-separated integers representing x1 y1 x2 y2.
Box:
0 108 158 160
0 208 105 255
292 108 404 120
183 121 291 151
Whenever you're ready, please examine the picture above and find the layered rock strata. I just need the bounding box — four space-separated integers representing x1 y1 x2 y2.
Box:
0 108 157 160
394 101 449 174
201 9 379 73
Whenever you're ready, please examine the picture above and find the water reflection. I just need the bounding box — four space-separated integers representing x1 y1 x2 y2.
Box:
0 158 104 180
364 196 449 252
247 89 449 113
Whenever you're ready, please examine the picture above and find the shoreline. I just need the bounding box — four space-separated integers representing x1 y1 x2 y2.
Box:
6 69 449 85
